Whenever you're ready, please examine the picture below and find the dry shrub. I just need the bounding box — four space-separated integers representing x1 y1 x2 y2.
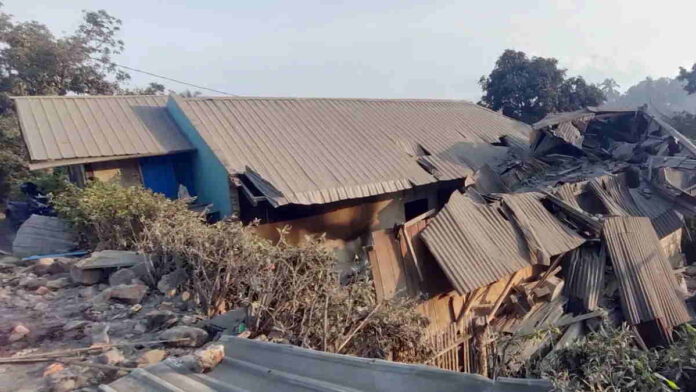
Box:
53 181 187 249
534 323 696 391
138 203 433 362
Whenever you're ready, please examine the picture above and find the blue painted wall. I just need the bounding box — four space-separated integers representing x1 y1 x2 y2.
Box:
166 96 233 218
140 155 179 199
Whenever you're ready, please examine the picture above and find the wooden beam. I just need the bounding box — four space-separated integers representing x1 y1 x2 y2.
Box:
456 287 483 323
400 226 424 282
486 270 522 323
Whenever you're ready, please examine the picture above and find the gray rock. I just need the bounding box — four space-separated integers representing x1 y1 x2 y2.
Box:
70 267 102 285
103 284 148 305
157 268 188 296
145 310 178 331
108 268 138 286
32 258 55 275
80 286 100 299
47 258 74 275
9 324 30 342
20 276 47 290
159 326 208 347
89 322 110 346
97 348 125 365
63 320 89 332
46 277 71 290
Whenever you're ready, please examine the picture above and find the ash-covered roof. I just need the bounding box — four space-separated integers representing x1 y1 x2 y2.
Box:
171 96 531 206
14 95 194 169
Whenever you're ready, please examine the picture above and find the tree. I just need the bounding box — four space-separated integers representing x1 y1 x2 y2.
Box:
668 111 696 140
120 82 166 95
599 78 621 103
479 50 605 124
0 5 130 202
678 63 696 95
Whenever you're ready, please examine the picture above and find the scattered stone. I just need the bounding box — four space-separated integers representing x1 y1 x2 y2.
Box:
133 321 148 334
129 262 155 286
32 258 55 275
70 266 102 285
180 315 200 325
145 310 178 331
129 304 143 314
108 268 138 286
9 324 30 342
35 286 50 295
80 285 100 299
97 348 125 365
45 368 79 392
159 326 208 347
42 363 65 377
157 268 188 296
137 349 167 367
46 258 73 275
193 343 225 372
19 276 47 290
46 277 71 290
89 323 110 346
63 320 89 332
34 302 49 311
102 283 148 304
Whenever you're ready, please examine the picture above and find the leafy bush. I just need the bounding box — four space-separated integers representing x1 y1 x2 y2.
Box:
537 323 696 391
52 181 187 249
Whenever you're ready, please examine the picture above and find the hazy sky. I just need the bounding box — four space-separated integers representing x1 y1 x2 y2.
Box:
5 0 695 100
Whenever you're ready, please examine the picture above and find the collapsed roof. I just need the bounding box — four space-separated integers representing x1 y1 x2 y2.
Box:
420 107 696 346
171 95 531 206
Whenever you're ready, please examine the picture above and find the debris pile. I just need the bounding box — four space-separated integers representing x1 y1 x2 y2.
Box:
414 107 696 380
0 250 213 391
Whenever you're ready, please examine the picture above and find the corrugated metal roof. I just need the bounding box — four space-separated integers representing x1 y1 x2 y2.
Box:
562 244 605 312
172 96 531 206
532 110 595 130
14 95 194 169
103 336 552 392
501 193 586 260
602 217 691 344
420 192 531 294
586 174 684 237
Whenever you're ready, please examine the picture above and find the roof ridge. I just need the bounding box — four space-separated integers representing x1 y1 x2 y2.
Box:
11 95 167 100
183 95 479 104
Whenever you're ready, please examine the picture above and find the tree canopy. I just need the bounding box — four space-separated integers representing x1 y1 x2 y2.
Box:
678 63 696 95
0 5 134 201
479 50 605 124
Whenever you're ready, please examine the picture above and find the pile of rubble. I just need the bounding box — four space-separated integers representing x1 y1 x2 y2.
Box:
429 107 696 376
0 250 225 392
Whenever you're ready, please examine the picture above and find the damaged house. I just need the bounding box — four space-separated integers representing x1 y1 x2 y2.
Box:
13 97 696 374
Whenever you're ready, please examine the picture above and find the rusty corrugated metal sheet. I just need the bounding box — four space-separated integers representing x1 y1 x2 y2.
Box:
501 193 585 259
562 244 605 312
14 95 193 169
603 216 691 345
173 96 531 206
420 192 531 294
